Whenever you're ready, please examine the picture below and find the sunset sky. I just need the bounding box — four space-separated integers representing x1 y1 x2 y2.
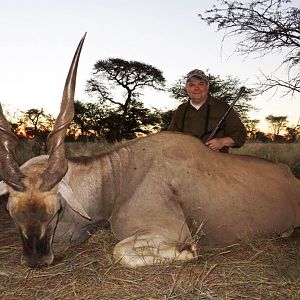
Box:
0 0 299 132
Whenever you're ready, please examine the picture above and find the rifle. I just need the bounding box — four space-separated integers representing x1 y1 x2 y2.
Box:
205 86 246 142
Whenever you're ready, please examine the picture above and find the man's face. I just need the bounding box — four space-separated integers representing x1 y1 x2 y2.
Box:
185 78 209 104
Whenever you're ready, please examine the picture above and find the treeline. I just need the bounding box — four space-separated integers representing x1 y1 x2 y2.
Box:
10 105 300 144
4 58 300 153
248 115 300 143
5 61 257 145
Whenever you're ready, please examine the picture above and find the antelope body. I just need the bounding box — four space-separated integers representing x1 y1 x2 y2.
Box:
1 35 299 268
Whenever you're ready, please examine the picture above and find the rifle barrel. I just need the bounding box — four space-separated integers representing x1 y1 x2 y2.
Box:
206 86 246 142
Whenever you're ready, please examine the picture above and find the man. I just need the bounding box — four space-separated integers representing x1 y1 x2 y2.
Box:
168 69 247 153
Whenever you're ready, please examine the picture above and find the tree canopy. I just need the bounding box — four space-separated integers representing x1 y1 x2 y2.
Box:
18 108 54 138
86 58 165 141
199 0 300 95
72 100 113 139
265 114 288 135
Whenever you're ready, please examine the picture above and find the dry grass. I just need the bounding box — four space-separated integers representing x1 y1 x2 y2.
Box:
1 140 299 299
65 140 111 157
15 139 111 165
231 142 300 178
0 196 299 299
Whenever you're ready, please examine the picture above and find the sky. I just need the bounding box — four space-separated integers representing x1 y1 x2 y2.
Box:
0 0 299 132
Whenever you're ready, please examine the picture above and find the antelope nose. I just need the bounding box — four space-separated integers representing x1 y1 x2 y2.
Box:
21 252 54 268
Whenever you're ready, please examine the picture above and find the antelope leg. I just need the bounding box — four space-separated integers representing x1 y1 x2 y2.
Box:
113 233 197 267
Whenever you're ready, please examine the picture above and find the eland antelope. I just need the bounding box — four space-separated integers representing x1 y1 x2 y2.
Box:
1 35 300 268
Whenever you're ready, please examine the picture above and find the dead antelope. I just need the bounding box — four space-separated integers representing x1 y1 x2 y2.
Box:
1 35 300 268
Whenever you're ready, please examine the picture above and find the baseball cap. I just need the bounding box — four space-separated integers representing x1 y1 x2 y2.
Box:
186 69 209 83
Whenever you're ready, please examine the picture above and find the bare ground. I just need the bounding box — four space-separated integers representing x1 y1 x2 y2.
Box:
0 195 299 300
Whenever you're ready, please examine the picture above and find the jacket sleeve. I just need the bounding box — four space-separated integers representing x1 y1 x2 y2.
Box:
167 109 181 132
224 109 247 148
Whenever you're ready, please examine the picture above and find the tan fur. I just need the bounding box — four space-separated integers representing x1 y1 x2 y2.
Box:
8 161 58 217
4 132 300 267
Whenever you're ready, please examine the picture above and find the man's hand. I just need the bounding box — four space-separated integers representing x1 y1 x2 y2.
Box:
205 137 235 151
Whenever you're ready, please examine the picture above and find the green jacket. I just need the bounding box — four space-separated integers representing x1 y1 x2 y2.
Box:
168 95 247 152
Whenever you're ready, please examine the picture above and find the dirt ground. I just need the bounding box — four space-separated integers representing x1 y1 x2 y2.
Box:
0 194 299 300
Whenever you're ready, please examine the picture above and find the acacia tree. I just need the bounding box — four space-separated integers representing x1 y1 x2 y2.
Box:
265 114 288 135
86 58 165 141
18 109 54 137
103 100 161 141
244 119 260 140
199 0 300 96
72 100 162 142
17 108 54 154
72 100 113 139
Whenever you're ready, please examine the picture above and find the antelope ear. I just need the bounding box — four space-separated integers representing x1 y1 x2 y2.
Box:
0 181 8 196
58 180 91 220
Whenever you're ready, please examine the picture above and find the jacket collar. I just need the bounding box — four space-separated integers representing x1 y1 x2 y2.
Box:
187 94 215 108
